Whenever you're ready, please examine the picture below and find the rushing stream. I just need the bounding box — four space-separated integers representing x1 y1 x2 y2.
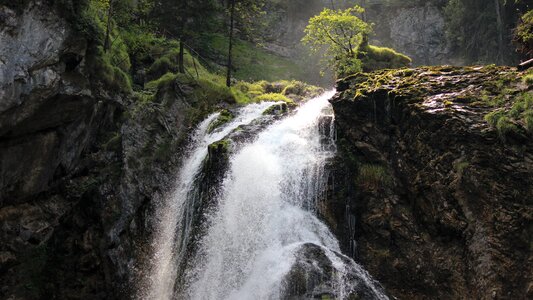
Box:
144 91 388 300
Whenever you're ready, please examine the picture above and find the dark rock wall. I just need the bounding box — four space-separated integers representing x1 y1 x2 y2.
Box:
0 2 203 299
328 67 533 299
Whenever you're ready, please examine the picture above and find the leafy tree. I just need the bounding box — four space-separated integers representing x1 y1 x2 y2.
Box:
444 0 528 64
302 6 372 77
225 0 266 87
514 9 533 58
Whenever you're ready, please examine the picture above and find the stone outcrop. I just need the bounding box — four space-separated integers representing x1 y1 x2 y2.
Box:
0 2 205 298
328 66 533 299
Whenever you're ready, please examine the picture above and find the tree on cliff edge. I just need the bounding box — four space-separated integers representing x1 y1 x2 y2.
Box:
302 6 372 77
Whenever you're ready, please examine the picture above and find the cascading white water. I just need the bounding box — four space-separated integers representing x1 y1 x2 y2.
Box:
182 91 388 300
144 102 276 300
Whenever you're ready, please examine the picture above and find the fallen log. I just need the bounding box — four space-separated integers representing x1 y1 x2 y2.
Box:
517 58 533 71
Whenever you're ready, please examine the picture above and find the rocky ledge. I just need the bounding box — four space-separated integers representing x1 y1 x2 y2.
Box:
327 66 532 299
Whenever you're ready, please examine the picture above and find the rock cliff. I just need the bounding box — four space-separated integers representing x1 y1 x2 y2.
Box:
328 66 532 299
0 2 206 298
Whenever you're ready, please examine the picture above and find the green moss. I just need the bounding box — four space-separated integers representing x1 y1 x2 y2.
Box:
209 139 231 153
360 44 412 72
88 46 132 93
262 103 288 115
453 161 470 173
254 93 293 104
523 70 533 86
145 72 179 91
485 110 505 127
147 56 178 81
282 81 307 96
357 164 392 190
208 110 235 133
485 91 532 137
496 116 519 137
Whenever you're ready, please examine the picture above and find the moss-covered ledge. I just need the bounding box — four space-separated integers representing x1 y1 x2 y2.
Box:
329 65 533 299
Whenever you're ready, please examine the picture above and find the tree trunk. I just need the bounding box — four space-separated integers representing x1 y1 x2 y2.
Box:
104 0 114 52
494 0 504 64
226 0 236 87
178 0 187 74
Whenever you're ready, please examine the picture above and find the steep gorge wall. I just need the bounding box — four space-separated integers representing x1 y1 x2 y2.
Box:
265 0 523 67
327 66 533 299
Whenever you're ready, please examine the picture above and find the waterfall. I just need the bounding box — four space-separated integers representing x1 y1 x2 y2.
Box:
142 90 387 300
179 91 388 300
144 102 276 300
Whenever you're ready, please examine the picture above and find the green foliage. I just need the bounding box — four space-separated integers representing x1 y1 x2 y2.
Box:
514 9 533 57
254 93 293 104
302 6 372 78
88 46 132 93
484 91 532 138
360 45 412 72
195 78 241 104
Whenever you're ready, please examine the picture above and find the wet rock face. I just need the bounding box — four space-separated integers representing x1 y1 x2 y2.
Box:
329 66 533 299
0 2 126 299
0 2 102 202
281 243 384 300
381 3 450 65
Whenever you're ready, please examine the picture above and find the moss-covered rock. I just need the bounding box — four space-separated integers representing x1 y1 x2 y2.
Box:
330 65 533 299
